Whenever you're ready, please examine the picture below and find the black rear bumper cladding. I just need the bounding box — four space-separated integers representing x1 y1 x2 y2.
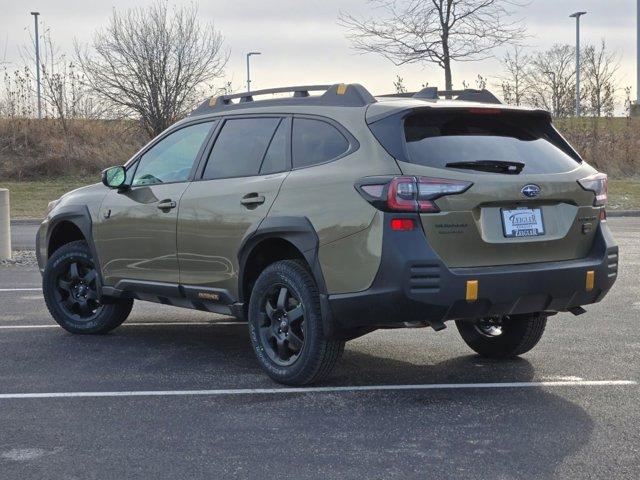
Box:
327 214 618 330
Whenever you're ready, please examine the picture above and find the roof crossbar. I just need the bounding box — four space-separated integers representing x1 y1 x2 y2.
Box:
217 85 332 105
191 83 377 116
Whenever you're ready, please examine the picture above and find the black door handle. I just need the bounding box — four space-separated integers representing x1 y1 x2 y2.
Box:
240 194 266 207
157 199 177 210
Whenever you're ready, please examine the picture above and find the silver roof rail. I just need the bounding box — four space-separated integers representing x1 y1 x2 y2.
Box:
191 83 377 116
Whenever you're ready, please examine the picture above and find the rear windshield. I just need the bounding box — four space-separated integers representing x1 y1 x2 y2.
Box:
403 111 581 174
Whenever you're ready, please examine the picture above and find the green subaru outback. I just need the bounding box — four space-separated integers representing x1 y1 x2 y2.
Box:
37 83 618 385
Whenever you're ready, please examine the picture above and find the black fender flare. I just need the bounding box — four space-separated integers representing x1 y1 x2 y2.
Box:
237 216 337 337
238 216 326 299
45 205 105 297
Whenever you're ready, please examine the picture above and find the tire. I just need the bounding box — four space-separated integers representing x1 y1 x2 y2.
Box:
43 240 133 334
455 313 547 359
248 259 344 386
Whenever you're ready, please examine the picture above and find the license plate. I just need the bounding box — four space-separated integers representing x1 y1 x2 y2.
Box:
501 208 545 238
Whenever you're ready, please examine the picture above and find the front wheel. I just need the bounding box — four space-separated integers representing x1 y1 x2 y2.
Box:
43 240 133 334
248 260 344 386
455 313 547 359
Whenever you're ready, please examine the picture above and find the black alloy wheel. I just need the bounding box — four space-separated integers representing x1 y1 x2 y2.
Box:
54 258 102 321
43 240 133 334
258 284 306 366
247 260 344 385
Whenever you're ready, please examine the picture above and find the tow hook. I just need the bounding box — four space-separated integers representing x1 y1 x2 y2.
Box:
569 306 587 316
429 320 447 331
403 320 447 331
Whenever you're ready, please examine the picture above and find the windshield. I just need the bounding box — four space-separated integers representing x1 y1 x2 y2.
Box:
403 111 581 174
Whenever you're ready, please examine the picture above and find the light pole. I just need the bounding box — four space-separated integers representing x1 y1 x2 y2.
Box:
570 11 587 117
30 11 42 119
544 71 558 116
246 52 261 93
637 0 639 105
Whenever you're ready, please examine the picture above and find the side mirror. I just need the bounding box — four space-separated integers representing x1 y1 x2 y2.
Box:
102 166 127 189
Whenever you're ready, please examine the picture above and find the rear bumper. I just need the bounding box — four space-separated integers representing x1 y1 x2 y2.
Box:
327 214 618 331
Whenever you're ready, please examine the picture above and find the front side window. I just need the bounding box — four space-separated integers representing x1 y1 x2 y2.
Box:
133 122 214 186
292 118 349 169
202 117 282 180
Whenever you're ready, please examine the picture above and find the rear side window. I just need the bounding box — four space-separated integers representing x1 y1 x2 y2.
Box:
292 118 349 169
203 117 281 179
403 112 581 174
259 119 289 175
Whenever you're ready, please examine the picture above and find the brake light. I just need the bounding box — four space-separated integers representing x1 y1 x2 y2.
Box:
390 218 415 231
468 108 502 115
578 173 608 207
356 176 472 213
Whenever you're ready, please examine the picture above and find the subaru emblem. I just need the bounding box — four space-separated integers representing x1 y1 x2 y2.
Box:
521 184 541 198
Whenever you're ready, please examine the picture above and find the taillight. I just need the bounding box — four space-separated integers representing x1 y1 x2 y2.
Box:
356 176 472 213
599 209 607 221
578 173 608 207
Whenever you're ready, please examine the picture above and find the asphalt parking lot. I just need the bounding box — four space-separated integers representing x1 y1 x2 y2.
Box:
0 218 638 479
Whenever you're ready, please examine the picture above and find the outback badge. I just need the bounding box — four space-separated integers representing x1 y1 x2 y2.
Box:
521 184 541 198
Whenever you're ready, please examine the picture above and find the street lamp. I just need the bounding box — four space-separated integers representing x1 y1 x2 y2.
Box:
570 11 587 117
544 71 559 116
30 11 42 119
246 52 261 93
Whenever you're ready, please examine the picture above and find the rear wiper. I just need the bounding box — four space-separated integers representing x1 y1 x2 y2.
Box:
445 160 525 175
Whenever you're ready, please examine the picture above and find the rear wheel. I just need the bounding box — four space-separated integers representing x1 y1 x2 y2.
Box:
248 260 344 385
455 313 547 358
43 241 133 334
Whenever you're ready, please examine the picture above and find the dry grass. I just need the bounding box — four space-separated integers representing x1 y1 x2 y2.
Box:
0 116 638 218
0 118 145 181
0 116 637 181
554 117 640 177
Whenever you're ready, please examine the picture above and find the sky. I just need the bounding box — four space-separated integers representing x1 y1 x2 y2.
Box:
0 0 638 102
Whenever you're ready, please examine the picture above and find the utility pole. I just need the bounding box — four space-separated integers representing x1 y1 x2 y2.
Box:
30 11 42 119
637 0 639 105
246 52 261 93
570 11 587 117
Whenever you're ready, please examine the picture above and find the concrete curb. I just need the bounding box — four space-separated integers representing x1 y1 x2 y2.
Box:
10 219 43 226
607 210 640 218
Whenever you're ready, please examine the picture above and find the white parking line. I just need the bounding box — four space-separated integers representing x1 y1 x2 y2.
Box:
0 380 635 400
0 321 245 330
0 288 41 292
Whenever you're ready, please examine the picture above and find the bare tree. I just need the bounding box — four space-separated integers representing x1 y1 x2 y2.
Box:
16 23 102 127
500 46 531 106
583 40 619 117
393 75 408 93
76 0 227 137
339 0 526 92
526 44 576 117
